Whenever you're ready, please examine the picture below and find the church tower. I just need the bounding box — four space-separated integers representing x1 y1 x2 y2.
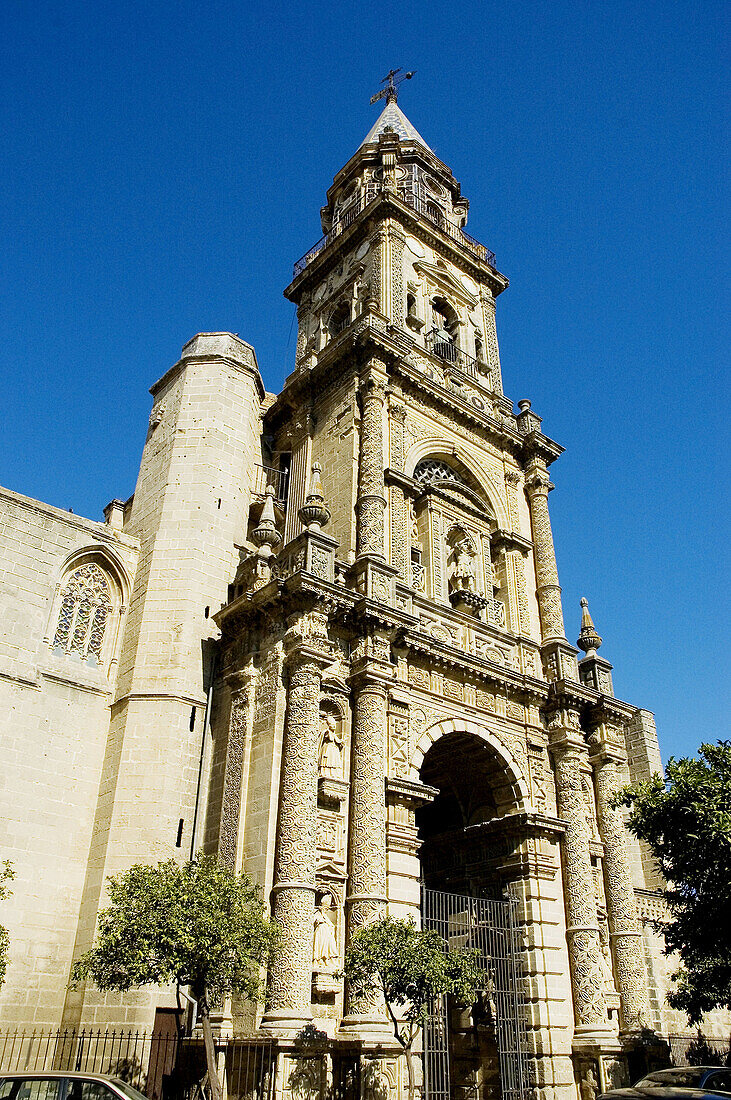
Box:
210 83 667 1100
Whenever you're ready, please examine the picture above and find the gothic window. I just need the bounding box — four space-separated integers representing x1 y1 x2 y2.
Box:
329 302 350 337
53 563 113 663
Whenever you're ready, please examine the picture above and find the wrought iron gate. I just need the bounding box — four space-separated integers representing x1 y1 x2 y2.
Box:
421 889 529 1100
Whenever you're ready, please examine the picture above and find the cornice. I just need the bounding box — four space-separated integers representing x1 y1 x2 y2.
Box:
399 626 548 703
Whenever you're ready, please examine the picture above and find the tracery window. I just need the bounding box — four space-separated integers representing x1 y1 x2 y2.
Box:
414 458 465 487
53 563 113 663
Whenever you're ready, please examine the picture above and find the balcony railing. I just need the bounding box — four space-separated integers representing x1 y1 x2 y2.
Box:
253 463 289 505
424 330 494 385
292 186 497 279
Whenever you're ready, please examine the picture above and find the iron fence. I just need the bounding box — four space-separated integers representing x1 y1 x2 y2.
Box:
0 1031 275 1100
668 1033 731 1067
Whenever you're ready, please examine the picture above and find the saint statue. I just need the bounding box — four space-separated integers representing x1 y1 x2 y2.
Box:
450 536 476 592
312 892 339 970
318 711 343 777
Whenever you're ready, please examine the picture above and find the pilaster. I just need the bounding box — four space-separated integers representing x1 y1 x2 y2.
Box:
356 362 388 561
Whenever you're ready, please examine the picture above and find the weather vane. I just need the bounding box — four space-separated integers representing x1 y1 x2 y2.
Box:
370 68 416 106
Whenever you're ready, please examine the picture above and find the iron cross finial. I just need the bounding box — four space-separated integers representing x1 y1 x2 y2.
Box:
369 68 416 106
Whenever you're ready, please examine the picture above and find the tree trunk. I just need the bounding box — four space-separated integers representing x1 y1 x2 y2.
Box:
198 990 223 1100
404 1046 416 1100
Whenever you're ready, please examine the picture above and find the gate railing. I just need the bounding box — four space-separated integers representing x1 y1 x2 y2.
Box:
421 888 529 1100
0 1030 275 1100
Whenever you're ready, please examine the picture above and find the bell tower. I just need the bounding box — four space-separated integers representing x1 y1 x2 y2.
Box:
211 84 664 1100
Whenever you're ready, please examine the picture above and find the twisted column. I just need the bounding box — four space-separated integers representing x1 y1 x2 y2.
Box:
525 464 566 642
356 366 387 560
591 734 650 1034
550 716 612 1040
342 668 390 1035
261 615 329 1036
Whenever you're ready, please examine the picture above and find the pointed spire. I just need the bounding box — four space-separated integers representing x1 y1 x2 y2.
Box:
577 597 603 658
298 463 331 531
252 485 281 558
359 100 432 152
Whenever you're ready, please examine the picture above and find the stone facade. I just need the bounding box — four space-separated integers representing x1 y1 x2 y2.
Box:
1 98 728 1099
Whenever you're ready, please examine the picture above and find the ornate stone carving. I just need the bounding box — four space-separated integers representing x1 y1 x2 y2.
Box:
318 707 343 778
218 672 252 870
524 465 566 642
551 729 611 1034
345 679 388 1021
592 744 650 1033
357 371 387 559
262 625 330 1032
389 713 410 777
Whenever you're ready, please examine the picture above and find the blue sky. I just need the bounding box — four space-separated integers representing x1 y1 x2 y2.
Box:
1 0 728 761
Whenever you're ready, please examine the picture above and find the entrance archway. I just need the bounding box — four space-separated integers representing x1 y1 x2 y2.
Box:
416 730 529 1100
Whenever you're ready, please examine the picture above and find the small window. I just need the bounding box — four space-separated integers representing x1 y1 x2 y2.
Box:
426 201 444 227
53 563 113 663
474 333 484 362
407 293 417 317
329 302 350 337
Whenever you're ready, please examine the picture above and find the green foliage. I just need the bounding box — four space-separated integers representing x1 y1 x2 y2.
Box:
71 856 278 1003
342 915 482 1048
616 740 731 1023
0 861 15 990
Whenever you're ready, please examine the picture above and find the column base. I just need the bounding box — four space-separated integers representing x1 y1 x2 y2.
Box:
259 1009 314 1040
338 1013 395 1046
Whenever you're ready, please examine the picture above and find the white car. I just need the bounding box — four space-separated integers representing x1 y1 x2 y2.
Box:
0 1073 148 1100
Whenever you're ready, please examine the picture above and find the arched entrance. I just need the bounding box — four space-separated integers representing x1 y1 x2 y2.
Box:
416 730 529 1100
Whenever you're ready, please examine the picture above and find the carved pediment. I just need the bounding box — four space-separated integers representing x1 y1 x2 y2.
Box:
413 259 478 310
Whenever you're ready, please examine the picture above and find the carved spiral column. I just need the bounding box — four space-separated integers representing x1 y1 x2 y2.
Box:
342 665 390 1034
525 463 566 642
590 734 650 1034
356 366 387 560
261 617 329 1036
550 717 612 1041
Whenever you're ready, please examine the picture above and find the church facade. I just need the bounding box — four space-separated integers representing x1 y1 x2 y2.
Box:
0 94 704 1099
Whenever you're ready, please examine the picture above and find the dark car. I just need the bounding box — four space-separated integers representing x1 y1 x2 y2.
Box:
599 1066 731 1100
0 1073 148 1100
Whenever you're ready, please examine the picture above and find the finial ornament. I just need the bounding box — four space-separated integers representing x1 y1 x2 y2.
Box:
370 68 416 106
251 484 281 559
577 596 603 657
298 462 331 531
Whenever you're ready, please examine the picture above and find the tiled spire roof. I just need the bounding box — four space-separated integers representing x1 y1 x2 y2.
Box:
359 100 432 151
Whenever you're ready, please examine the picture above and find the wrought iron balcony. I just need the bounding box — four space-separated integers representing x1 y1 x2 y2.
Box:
292 185 497 279
253 463 289 506
424 331 496 391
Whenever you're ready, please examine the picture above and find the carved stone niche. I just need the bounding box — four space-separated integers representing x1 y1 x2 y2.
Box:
317 696 348 808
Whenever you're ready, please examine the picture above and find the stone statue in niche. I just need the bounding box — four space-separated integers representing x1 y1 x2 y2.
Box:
450 536 476 592
318 708 343 777
312 891 339 970
447 527 488 616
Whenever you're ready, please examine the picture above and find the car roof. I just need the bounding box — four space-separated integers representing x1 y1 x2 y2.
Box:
0 1074 121 1082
